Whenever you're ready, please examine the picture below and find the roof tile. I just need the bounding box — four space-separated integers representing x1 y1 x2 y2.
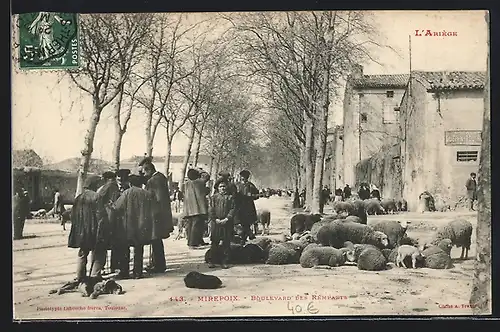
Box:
413 71 486 91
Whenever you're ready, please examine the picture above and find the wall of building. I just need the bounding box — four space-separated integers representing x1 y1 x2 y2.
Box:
334 128 344 190
401 81 483 210
343 85 404 188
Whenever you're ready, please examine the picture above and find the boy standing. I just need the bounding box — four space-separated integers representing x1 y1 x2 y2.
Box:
207 182 236 269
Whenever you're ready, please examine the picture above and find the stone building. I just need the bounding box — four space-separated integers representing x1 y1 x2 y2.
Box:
399 71 486 211
342 65 409 187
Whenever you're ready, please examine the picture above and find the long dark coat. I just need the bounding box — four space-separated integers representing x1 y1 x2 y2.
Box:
235 181 259 225
145 171 174 239
465 178 477 200
97 181 121 222
68 189 109 250
111 186 156 246
208 193 236 242
183 178 210 217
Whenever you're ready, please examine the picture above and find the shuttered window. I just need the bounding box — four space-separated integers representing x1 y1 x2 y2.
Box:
456 151 478 162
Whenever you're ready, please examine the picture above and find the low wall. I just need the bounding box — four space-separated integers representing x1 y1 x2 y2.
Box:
354 144 403 200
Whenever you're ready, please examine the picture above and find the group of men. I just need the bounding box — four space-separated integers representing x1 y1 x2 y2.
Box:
68 158 172 282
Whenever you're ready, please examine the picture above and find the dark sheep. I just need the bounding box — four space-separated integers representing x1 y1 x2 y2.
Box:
290 213 322 235
299 246 349 268
310 219 338 241
350 199 368 224
240 243 266 264
380 198 398 214
357 246 388 271
381 248 398 264
184 271 222 289
205 243 245 264
430 219 473 259
316 220 389 249
365 199 386 215
371 220 411 249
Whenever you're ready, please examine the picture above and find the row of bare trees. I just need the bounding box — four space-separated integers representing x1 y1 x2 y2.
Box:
223 11 380 213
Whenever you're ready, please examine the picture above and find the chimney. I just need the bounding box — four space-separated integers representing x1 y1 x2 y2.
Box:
351 64 364 79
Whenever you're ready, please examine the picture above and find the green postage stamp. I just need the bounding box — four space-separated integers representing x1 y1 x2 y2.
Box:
18 12 79 69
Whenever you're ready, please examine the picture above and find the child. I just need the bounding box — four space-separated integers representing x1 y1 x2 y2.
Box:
207 182 236 269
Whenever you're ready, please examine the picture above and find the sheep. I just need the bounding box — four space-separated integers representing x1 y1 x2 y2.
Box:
431 219 473 259
350 200 368 224
421 239 454 269
380 198 398 214
365 199 386 215
257 209 271 235
205 243 246 264
310 219 339 241
302 243 322 253
290 213 322 235
345 243 379 263
395 245 424 269
266 238 311 265
316 220 389 249
344 216 363 224
357 246 388 271
381 248 398 264
299 246 349 268
184 271 222 289
240 243 266 264
371 220 411 249
333 201 355 216
399 235 419 247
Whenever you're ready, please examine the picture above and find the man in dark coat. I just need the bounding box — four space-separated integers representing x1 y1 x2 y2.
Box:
13 186 30 240
143 162 174 273
358 183 371 200
343 184 352 199
111 175 156 279
235 170 260 243
68 175 109 281
183 168 211 249
465 172 478 211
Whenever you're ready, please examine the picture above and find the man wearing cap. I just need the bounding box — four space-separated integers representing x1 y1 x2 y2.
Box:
213 172 237 196
142 162 174 273
183 168 211 249
68 175 110 282
235 170 260 243
111 175 156 279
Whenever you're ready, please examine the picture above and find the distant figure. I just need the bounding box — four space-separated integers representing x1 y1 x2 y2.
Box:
334 188 343 202
53 188 66 229
465 172 477 211
293 188 301 208
13 186 30 240
370 184 381 201
299 189 306 207
171 187 184 213
343 184 352 200
358 183 371 200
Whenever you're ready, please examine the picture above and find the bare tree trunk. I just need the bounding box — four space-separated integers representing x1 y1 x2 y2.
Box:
311 76 330 214
75 104 102 197
304 115 315 210
193 121 205 166
164 138 173 179
112 89 125 172
145 112 161 158
179 123 197 192
209 155 215 176
470 12 491 314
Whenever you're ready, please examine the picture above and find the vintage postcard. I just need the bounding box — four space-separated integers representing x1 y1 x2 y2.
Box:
11 9 491 320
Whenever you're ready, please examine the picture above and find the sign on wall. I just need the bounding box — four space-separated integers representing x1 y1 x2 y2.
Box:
444 130 482 146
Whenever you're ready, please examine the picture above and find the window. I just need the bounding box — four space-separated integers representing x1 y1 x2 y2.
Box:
360 113 368 123
386 90 394 98
383 102 399 124
457 151 478 162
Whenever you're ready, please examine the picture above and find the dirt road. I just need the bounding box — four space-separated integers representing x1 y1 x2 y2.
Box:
13 196 481 319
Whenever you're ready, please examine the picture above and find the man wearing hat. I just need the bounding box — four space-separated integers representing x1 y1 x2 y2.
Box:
116 169 132 193
183 167 211 249
142 161 174 273
68 175 110 282
213 172 237 196
235 169 260 243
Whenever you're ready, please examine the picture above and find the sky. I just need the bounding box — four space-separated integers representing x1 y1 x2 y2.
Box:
11 10 488 163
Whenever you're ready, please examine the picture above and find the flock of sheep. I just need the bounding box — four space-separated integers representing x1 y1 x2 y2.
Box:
205 197 474 274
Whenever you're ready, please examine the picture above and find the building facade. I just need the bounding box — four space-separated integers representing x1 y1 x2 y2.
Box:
399 71 485 211
342 65 409 187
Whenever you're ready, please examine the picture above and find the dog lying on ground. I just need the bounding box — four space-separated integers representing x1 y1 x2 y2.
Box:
184 271 222 289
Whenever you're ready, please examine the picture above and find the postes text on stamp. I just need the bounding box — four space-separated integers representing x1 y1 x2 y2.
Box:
18 12 79 69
